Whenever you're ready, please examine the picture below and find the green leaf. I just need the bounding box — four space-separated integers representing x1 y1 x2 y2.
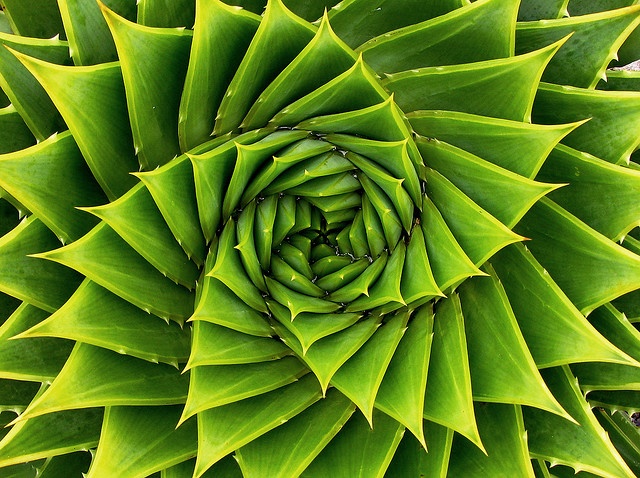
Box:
180 356 307 421
492 244 638 368
0 303 71 382
185 320 289 368
587 390 640 412
424 295 484 451
0 379 40 413
400 225 443 304
594 409 640 477
419 196 485 292
328 0 467 48
525 366 637 478
236 389 355 478
270 255 325 297
208 219 268 314
240 138 335 213
0 0 64 38
269 56 388 127
459 269 569 418
136 156 206 265
87 406 197 478
35 223 195 323
347 241 406 311
268 300 361 353
0 105 35 154
417 137 559 228
383 40 563 122
326 251 388 304
408 110 579 179
0 408 102 468
274 317 380 394
223 130 308 219
192 248 272 337
194 374 322 478
277 242 314 280
533 82 640 164
518 0 569 21
266 277 340 319
213 0 315 135
386 422 453 477
571 362 640 391
82 183 199 288
599 68 640 91
58 0 136 65
298 95 413 146
16 344 188 422
102 4 192 169
188 130 266 241
587 303 640 363
331 311 408 425
18 280 191 366
423 168 523 266
375 306 432 448
11 52 138 200
178 0 259 151
347 151 414 230
0 216 82 312
241 13 357 130
136 0 195 28
299 409 404 478
326 134 422 205
0 33 67 140
161 455 242 478
0 131 104 244
515 198 640 315
37 451 92 478
516 6 640 88
359 0 518 73
448 404 535 477
537 144 640 241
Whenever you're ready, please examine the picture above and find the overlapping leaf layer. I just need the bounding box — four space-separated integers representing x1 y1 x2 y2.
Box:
1 0 640 476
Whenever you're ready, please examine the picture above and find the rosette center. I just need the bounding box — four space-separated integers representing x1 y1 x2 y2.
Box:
206 129 431 321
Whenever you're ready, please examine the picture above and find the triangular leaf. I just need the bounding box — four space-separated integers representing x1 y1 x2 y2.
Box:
424 294 484 451
299 409 404 478
18 280 190 366
0 216 82 312
458 269 569 418
0 131 104 244
525 366 637 478
194 374 321 478
87 405 197 478
383 40 563 122
515 198 640 315
375 305 433 448
359 0 518 73
179 0 259 150
236 389 355 478
492 243 638 368
16 343 189 421
12 51 139 199
180 356 307 421
213 0 315 135
448 404 535 477
330 311 408 425
35 223 195 323
0 408 102 468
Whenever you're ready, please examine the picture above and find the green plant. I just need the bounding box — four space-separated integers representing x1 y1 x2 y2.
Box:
1 0 640 476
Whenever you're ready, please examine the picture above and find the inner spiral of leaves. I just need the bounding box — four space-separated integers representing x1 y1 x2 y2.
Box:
209 129 433 323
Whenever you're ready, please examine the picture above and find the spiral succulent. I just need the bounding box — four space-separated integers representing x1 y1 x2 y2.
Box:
2 0 640 476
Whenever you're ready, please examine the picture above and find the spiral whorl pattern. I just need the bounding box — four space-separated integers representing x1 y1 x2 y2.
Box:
1 0 640 477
